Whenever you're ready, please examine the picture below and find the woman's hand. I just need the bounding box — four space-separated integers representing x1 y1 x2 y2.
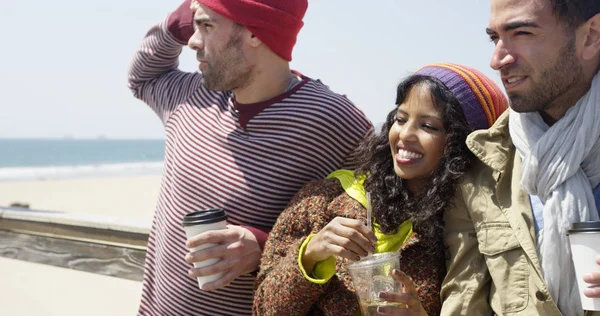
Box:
302 217 377 272
376 269 428 316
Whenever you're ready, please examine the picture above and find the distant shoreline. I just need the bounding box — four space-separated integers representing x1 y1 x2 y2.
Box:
0 161 164 182
0 138 165 175
0 137 166 141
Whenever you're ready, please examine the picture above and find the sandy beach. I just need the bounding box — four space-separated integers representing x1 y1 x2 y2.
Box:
0 175 162 315
0 175 162 221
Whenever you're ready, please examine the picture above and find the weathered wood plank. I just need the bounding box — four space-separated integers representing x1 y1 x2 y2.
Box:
0 206 151 233
0 230 146 281
0 218 149 248
0 207 150 248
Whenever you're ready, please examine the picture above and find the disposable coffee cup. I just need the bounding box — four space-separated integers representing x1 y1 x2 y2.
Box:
347 252 402 316
568 221 600 311
182 208 228 290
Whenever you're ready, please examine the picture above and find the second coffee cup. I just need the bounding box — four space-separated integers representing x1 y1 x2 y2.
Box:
182 208 228 290
568 221 600 311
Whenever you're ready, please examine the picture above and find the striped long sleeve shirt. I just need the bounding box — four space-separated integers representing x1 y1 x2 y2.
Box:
128 19 373 316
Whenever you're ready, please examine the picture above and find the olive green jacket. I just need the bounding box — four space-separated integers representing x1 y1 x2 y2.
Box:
441 111 599 316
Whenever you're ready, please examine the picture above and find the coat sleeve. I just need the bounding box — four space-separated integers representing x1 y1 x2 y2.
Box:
253 181 336 316
440 186 493 316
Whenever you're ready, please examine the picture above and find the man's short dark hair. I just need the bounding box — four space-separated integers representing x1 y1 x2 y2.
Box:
550 0 600 30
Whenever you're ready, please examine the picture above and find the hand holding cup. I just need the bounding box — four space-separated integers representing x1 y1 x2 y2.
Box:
376 269 427 316
583 255 600 298
568 221 600 311
185 224 262 291
182 208 229 290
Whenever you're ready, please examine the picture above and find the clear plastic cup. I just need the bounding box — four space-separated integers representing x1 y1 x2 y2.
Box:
347 252 402 316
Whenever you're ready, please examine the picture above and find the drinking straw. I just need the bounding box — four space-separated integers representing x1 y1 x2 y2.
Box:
366 192 372 231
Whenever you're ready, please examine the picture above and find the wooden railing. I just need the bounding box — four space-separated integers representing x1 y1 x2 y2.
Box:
0 206 150 281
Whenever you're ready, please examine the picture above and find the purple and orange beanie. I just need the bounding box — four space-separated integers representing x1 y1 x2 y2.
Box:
415 63 508 130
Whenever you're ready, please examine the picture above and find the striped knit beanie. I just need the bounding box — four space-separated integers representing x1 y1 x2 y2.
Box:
415 63 508 130
196 0 307 61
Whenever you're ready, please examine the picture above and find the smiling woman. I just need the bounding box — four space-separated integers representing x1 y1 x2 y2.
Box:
389 83 448 194
253 63 508 316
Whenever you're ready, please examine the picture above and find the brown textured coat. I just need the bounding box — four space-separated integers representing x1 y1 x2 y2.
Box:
254 178 446 316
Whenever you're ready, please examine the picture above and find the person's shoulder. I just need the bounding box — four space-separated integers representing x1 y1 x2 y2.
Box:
466 111 514 167
298 178 344 197
283 178 346 217
297 178 361 217
301 78 351 100
468 110 510 143
288 77 372 128
293 77 360 110
458 160 488 188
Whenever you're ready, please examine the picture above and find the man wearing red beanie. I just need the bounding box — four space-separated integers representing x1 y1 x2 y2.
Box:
127 0 373 315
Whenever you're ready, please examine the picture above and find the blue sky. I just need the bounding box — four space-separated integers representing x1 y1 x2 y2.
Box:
0 0 499 139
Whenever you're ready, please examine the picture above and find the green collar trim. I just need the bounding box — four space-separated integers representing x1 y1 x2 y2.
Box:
327 170 413 253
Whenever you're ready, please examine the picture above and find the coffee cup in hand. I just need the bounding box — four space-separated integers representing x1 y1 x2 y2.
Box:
568 221 600 311
182 208 228 290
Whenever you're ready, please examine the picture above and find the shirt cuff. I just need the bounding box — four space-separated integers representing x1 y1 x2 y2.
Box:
297 234 337 284
241 225 270 251
166 0 195 44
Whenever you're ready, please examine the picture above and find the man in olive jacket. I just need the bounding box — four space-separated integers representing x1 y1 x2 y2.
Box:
441 0 600 315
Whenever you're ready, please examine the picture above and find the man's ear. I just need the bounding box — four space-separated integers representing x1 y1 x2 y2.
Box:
248 33 262 48
581 13 600 60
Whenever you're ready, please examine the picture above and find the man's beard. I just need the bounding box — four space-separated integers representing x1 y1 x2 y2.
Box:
200 32 251 91
507 37 583 113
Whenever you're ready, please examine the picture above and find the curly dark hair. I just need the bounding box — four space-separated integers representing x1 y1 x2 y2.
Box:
355 75 475 257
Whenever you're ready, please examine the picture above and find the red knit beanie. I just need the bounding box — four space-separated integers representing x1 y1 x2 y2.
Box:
197 0 307 61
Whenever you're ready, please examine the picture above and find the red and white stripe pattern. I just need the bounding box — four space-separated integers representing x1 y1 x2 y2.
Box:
128 21 373 316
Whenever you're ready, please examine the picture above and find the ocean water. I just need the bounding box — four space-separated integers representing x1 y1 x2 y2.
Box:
0 139 165 181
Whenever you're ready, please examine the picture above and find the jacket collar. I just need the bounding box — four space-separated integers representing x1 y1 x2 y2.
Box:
466 110 514 173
